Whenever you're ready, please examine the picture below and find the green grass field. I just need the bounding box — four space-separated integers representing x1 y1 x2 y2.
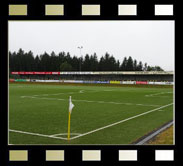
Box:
9 82 174 145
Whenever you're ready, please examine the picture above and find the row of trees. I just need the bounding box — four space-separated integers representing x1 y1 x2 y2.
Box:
9 49 164 72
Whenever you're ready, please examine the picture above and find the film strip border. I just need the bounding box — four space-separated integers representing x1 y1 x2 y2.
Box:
6 1 175 19
1 0 178 166
8 149 175 162
8 4 174 16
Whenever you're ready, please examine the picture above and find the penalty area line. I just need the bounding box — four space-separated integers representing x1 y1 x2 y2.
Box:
21 96 161 107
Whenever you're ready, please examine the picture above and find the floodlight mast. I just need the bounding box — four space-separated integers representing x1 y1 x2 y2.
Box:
78 46 83 71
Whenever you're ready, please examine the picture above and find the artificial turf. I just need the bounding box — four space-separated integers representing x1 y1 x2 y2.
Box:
9 82 173 145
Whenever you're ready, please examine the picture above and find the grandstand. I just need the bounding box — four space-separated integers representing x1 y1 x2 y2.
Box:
10 71 174 85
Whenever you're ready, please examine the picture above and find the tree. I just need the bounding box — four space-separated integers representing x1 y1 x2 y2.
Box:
120 57 128 71
116 60 120 71
83 54 91 71
133 59 137 71
90 53 98 71
126 56 134 71
137 61 143 71
26 51 35 71
9 52 13 73
143 63 148 71
50 51 60 71
108 55 117 71
9 49 164 72
154 66 163 71
103 53 110 71
60 62 72 71
40 52 50 71
79 56 84 71
71 56 80 71
98 56 105 71
147 65 164 71
34 55 40 71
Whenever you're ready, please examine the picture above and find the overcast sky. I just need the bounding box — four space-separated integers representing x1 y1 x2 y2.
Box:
9 21 174 71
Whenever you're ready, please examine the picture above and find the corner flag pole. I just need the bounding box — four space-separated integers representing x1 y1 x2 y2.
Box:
67 96 74 141
67 111 71 140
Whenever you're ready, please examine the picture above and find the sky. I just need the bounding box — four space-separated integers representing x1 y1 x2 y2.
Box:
9 21 174 71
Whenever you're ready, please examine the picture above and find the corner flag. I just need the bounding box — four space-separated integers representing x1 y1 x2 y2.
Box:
68 96 74 140
69 96 74 114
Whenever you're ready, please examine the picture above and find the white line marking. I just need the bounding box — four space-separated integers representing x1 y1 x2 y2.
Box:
9 129 68 140
33 92 69 97
24 88 144 98
158 110 166 112
31 90 97 97
146 96 172 98
21 96 160 107
145 92 172 97
50 133 81 137
9 103 173 142
70 103 173 140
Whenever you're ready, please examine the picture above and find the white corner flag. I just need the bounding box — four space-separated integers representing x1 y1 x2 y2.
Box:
69 96 74 114
68 96 74 140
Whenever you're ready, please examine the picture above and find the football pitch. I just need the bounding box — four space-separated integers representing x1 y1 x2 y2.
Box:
9 83 174 145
